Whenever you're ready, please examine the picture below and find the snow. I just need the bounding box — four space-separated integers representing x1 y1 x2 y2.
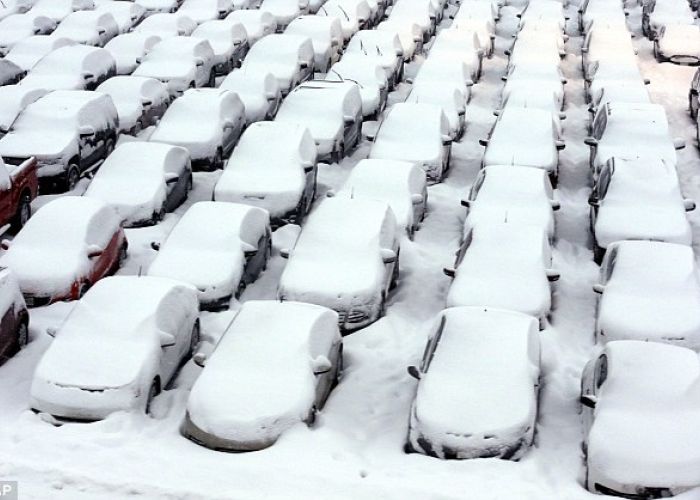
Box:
260 0 306 29
148 201 270 304
4 35 76 72
51 10 120 46
657 24 700 62
225 10 276 45
94 0 146 33
326 54 387 117
409 306 540 459
192 20 247 67
414 55 474 100
178 0 231 24
286 15 342 70
84 142 189 226
214 121 316 218
0 13 56 53
0 85 48 133
0 196 121 297
30 0 94 22
376 19 421 60
96 76 169 132
503 63 565 110
0 268 26 318
429 28 482 78
345 30 403 78
406 81 464 139
240 34 314 92
185 300 340 448
134 12 198 38
19 45 116 91
219 69 280 123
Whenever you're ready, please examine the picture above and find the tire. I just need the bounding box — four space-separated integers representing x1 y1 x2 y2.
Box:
105 137 116 156
16 321 28 349
187 174 193 191
189 320 200 356
145 379 159 415
208 70 216 87
214 148 224 170
65 164 80 191
11 194 31 231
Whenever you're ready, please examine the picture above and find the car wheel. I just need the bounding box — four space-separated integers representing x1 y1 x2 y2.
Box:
65 165 80 191
145 379 160 415
16 321 28 348
187 173 193 191
12 194 31 231
208 70 215 87
105 137 116 155
214 148 224 170
189 320 200 356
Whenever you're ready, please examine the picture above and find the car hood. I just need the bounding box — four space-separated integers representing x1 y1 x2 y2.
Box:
595 203 692 247
0 130 75 160
135 59 195 82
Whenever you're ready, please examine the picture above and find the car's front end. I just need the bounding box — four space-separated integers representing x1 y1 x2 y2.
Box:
181 411 282 452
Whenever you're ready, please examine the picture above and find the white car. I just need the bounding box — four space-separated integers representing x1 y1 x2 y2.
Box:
326 55 387 119
644 0 695 40
0 13 56 55
20 44 116 90
502 62 566 111
519 0 565 28
335 159 427 238
4 35 75 72
444 223 558 327
275 80 362 162
0 85 47 135
260 0 309 31
219 70 282 123
580 341 700 496
214 121 317 225
278 197 400 332
589 157 694 262
94 0 146 33
149 88 245 170
148 201 271 309
593 241 700 349
318 0 371 41
85 142 191 227
582 27 637 79
285 15 343 73
225 10 276 45
51 10 120 46
240 34 314 95
96 76 170 135
134 36 216 96
406 306 540 459
345 30 404 87
585 102 684 176
429 28 483 82
585 59 647 106
498 88 565 129
654 24 700 65
0 0 34 21
30 276 200 420
192 19 248 75
369 102 452 184
183 300 342 451
481 105 564 184
388 0 431 42
463 165 558 240
31 0 94 22
178 0 232 24
104 32 161 75
406 81 465 140
376 19 422 60
135 0 179 15
135 13 198 39
413 55 474 103
450 17 494 57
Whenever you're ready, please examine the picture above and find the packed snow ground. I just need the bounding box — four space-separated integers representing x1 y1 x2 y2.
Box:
4 1 700 499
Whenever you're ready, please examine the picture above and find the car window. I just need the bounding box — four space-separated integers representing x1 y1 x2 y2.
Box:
596 160 614 200
602 245 618 282
421 315 446 373
455 229 473 267
592 107 608 139
595 354 608 390
468 171 486 201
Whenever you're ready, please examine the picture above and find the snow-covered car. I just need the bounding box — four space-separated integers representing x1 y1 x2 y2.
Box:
0 0 33 21
0 90 118 191
498 88 565 129
585 102 684 176
0 196 127 306
369 102 451 184
104 32 161 75
388 0 432 43
219 70 282 123
642 0 695 40
135 0 179 15
325 55 387 119
589 157 694 263
406 81 466 140
214 121 317 225
31 0 94 22
278 197 400 332
52 11 119 46
0 85 47 136
133 36 216 96
463 165 558 240
593 240 700 348
318 0 371 41
581 26 637 79
225 10 276 45
286 15 343 73
149 88 245 170
96 76 169 135
654 24 700 65
376 19 422 60
134 12 198 39
192 19 248 75
429 28 483 82
30 276 199 420
0 13 56 55
183 300 342 451
481 105 564 185
240 34 314 96
0 269 29 365
0 155 38 231
345 30 403 87
84 142 191 226
580 341 700 496
260 0 309 31
148 201 271 309
444 223 558 327
275 80 362 162
0 60 24 86
585 59 648 107
94 0 146 33
587 70 651 114
4 35 75 72
413 55 474 103
335 159 427 238
502 63 566 111
20 44 116 91
406 306 540 459
178 0 232 24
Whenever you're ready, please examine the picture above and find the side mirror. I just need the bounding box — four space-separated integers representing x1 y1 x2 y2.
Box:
478 138 489 147
265 91 278 100
441 134 452 146
0 239 10 251
381 248 397 264
97 27 107 35
443 266 455 278
303 161 315 173
193 352 207 367
465 79 474 87
551 200 561 211
584 137 598 147
82 71 95 80
546 269 560 282
150 241 161 251
165 173 179 184
460 199 471 208
555 140 566 151
46 327 57 337
141 99 153 107
344 116 355 125
242 242 257 258
325 189 336 198
592 283 605 294
135 56 143 64
407 365 421 380
159 331 176 347
280 248 290 259
644 78 651 85
411 193 423 205
559 112 567 120
674 137 686 150
79 125 96 137
223 120 235 129
580 394 597 409
685 199 697 212
312 355 332 375
299 61 309 69
395 48 403 57
87 245 103 259
195 58 205 67
493 109 501 117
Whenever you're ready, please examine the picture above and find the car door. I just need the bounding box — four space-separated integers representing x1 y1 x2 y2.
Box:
311 329 341 410
242 229 270 284
581 353 608 440
165 161 191 211
0 165 14 225
420 315 446 374
0 304 16 362
87 219 123 286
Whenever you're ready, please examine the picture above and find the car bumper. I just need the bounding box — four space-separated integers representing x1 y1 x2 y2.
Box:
30 384 140 421
181 413 279 452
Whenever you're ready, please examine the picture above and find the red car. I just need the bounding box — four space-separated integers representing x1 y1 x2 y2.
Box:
0 156 38 232
0 196 127 307
0 268 29 365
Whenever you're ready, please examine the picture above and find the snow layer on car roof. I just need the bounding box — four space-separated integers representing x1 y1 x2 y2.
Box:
371 102 448 158
606 240 695 287
229 121 316 168
0 85 47 132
